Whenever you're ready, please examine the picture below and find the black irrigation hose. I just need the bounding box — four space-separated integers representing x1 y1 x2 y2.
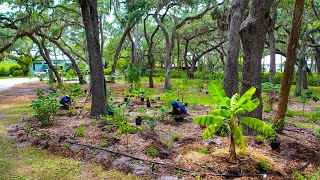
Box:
65 140 267 178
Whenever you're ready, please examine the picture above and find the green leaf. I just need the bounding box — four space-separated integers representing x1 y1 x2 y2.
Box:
207 82 230 107
241 98 260 112
193 115 224 125
236 86 256 108
230 93 239 107
202 123 222 139
240 117 275 136
210 109 231 117
233 125 247 153
234 108 245 115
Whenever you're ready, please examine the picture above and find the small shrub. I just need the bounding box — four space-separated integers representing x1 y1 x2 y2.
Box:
258 160 270 171
293 171 306 180
147 147 158 157
176 170 183 178
63 142 71 149
100 139 108 147
255 135 267 144
171 133 180 141
160 135 174 151
30 91 61 126
196 147 209 154
75 124 86 137
91 149 100 155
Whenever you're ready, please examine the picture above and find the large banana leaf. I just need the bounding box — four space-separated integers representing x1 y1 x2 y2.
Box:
193 115 224 125
202 123 223 139
236 87 256 108
233 125 247 153
210 109 231 117
207 82 230 107
240 98 260 112
230 93 239 107
240 117 275 136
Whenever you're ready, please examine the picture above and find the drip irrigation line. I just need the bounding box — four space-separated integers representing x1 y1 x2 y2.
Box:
65 140 267 178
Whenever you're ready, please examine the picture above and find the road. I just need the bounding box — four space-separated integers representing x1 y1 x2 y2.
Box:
0 78 39 91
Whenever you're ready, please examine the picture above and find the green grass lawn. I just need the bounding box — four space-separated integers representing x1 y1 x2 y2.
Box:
0 103 137 180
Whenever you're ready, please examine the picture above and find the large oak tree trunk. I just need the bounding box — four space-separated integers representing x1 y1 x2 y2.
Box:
223 0 249 97
79 0 106 117
240 0 273 123
275 0 304 133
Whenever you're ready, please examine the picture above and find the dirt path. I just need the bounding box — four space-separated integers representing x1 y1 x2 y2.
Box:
0 81 47 106
0 77 39 91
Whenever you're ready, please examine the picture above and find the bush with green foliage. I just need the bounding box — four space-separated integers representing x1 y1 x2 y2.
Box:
193 82 275 161
75 124 86 137
30 91 61 126
196 147 209 154
171 133 180 141
100 139 108 147
147 147 158 157
258 160 270 171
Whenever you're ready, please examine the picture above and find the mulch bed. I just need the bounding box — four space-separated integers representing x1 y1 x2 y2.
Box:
3 82 320 179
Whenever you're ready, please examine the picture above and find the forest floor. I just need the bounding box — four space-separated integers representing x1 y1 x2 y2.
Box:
1 81 319 179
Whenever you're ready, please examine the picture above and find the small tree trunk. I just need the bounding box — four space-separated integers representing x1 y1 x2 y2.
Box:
228 131 237 162
110 24 133 83
275 0 304 133
268 0 280 84
147 47 154 88
302 60 308 89
183 39 191 78
295 58 303 96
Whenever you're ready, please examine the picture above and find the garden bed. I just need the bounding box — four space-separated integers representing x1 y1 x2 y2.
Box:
3 82 320 179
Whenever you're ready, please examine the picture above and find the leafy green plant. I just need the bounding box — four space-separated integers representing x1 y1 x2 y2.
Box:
156 106 168 121
160 135 174 151
147 147 158 157
146 116 157 133
258 160 270 171
161 91 175 106
196 147 209 154
171 133 180 141
255 135 267 144
139 106 147 118
150 163 157 172
176 170 183 178
193 82 275 161
100 139 108 147
30 91 61 126
75 124 86 137
63 142 71 149
91 149 100 155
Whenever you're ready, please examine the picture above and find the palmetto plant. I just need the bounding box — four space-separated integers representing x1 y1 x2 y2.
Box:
193 82 275 161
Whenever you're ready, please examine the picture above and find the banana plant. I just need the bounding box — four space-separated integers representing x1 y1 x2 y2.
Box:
193 82 275 161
